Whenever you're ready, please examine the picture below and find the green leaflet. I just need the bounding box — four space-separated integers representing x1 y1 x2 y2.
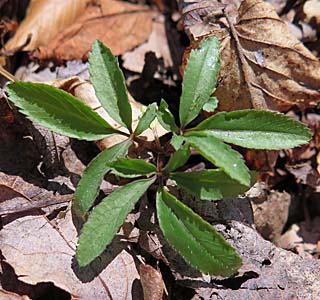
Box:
185 132 250 186
171 169 252 200
7 82 117 141
195 110 311 149
157 99 179 132
171 134 185 150
73 141 132 218
179 37 220 128
202 97 218 113
134 103 157 136
163 144 190 173
156 189 242 276
89 40 132 130
108 158 157 178
77 177 155 266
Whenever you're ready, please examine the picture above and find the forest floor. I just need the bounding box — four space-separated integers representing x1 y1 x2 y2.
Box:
0 0 320 299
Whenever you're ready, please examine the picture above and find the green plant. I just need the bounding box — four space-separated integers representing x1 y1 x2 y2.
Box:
6 37 311 276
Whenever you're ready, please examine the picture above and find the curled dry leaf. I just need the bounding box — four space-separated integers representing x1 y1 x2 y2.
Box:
0 209 139 299
4 0 94 52
0 172 72 216
48 77 167 150
182 0 320 112
140 264 164 300
33 0 156 63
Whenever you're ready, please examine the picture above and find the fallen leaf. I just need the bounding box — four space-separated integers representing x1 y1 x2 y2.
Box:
303 0 320 25
122 15 174 73
0 289 31 300
4 0 94 52
182 0 320 112
0 209 139 299
33 0 156 62
140 264 164 300
286 163 320 189
0 172 72 216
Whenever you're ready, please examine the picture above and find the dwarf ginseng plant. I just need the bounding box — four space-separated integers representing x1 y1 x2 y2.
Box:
6 37 311 276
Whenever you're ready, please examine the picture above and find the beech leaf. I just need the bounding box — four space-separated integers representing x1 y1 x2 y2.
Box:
182 0 320 112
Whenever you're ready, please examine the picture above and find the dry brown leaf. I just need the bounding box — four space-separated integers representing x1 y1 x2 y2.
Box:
182 0 320 112
48 77 167 150
0 209 139 299
33 0 156 62
4 0 94 52
0 172 72 216
140 264 164 300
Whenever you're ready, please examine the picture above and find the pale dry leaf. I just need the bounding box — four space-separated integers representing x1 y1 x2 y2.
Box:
4 0 94 52
0 289 31 300
48 77 168 150
33 0 156 62
182 0 320 112
0 172 72 216
122 15 173 73
0 209 139 300
303 0 320 25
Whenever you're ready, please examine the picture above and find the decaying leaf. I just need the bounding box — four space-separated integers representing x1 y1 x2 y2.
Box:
182 0 320 112
0 172 72 216
0 289 31 300
0 210 139 299
140 264 164 300
33 0 156 62
4 0 94 52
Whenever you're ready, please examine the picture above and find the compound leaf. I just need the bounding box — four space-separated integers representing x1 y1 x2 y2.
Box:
156 188 242 276
196 110 311 149
171 169 253 200
108 158 156 178
179 36 220 128
90 40 132 130
73 140 132 218
185 131 250 186
77 177 155 266
7 82 117 141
